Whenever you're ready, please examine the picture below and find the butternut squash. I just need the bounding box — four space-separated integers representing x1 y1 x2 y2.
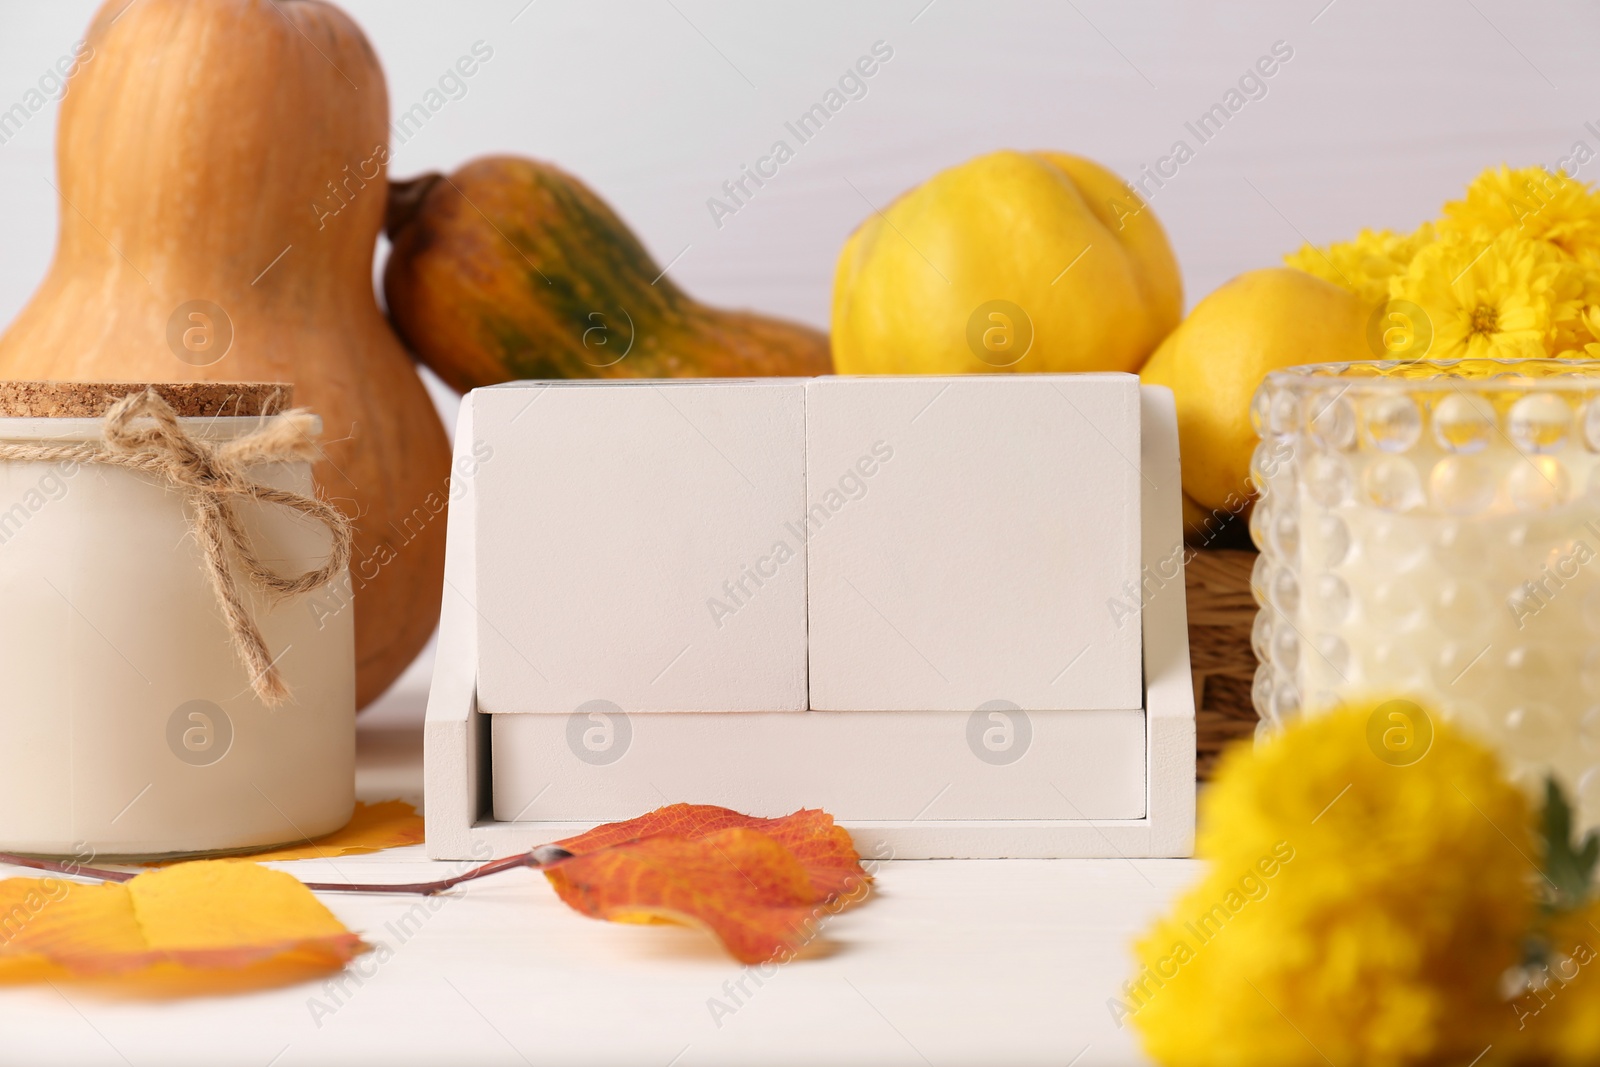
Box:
0 0 450 707
383 156 833 388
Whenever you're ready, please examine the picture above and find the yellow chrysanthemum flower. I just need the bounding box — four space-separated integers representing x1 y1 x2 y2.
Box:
1439 164 1600 264
1127 703 1533 1067
1547 266 1600 355
1284 165 1600 358
1284 223 1433 307
1505 897 1600 1065
1391 230 1563 360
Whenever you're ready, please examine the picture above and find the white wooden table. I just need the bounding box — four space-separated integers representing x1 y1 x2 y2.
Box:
0 667 1198 1067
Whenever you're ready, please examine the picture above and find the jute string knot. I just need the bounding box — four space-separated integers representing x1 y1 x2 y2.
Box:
0 388 353 706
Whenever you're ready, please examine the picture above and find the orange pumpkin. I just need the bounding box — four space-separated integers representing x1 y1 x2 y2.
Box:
0 0 450 707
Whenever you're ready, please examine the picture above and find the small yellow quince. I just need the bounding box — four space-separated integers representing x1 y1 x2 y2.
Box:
830 149 1182 374
1140 268 1368 517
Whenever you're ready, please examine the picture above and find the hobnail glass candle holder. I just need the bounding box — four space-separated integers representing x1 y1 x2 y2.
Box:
1251 358 1600 820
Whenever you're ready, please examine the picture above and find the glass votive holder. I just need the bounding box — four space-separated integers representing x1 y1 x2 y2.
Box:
1251 358 1600 822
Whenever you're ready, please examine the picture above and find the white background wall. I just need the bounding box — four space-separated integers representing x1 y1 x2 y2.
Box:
2 0 1597 703
5 0 1600 340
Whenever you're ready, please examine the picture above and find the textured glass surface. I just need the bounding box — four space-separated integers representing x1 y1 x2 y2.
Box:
1252 359 1600 823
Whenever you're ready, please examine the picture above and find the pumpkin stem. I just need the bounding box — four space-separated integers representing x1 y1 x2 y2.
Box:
385 172 445 238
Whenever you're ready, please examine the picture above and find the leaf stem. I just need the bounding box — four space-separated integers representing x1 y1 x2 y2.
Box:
0 846 574 896
300 848 572 895
0 852 136 883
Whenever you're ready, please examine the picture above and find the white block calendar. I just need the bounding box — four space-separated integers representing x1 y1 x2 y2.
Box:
425 375 1196 859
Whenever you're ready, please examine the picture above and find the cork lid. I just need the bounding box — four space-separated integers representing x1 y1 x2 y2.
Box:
0 381 293 418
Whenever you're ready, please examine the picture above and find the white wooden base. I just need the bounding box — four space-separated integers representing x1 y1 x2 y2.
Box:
425 384 1195 859
491 707 1149 823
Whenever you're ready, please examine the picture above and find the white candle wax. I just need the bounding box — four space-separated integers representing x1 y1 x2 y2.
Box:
0 413 354 858
1254 361 1600 828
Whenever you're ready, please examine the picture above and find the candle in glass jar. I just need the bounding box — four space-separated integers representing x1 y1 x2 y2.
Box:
1252 359 1600 826
0 382 354 858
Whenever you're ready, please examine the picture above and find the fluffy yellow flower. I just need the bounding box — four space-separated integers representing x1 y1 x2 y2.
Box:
1283 166 1600 357
1391 230 1565 359
1505 898 1600 1065
1548 269 1600 355
1439 165 1600 264
1284 223 1433 307
1127 704 1533 1067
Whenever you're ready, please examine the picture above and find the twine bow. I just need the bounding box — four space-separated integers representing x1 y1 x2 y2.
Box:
0 389 353 705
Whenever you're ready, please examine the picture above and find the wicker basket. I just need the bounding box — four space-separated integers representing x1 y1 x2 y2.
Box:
1185 548 1260 779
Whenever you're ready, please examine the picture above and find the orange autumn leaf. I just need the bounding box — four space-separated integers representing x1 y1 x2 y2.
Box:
546 804 871 963
0 860 366 991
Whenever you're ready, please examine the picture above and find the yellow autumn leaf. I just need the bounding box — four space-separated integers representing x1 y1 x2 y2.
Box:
0 861 366 994
230 800 421 863
145 799 424 866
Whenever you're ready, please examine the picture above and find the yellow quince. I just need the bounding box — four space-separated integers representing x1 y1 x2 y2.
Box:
1140 268 1368 518
830 149 1182 374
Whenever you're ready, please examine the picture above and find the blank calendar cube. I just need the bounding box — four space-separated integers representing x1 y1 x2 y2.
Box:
471 380 808 714
804 374 1143 712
